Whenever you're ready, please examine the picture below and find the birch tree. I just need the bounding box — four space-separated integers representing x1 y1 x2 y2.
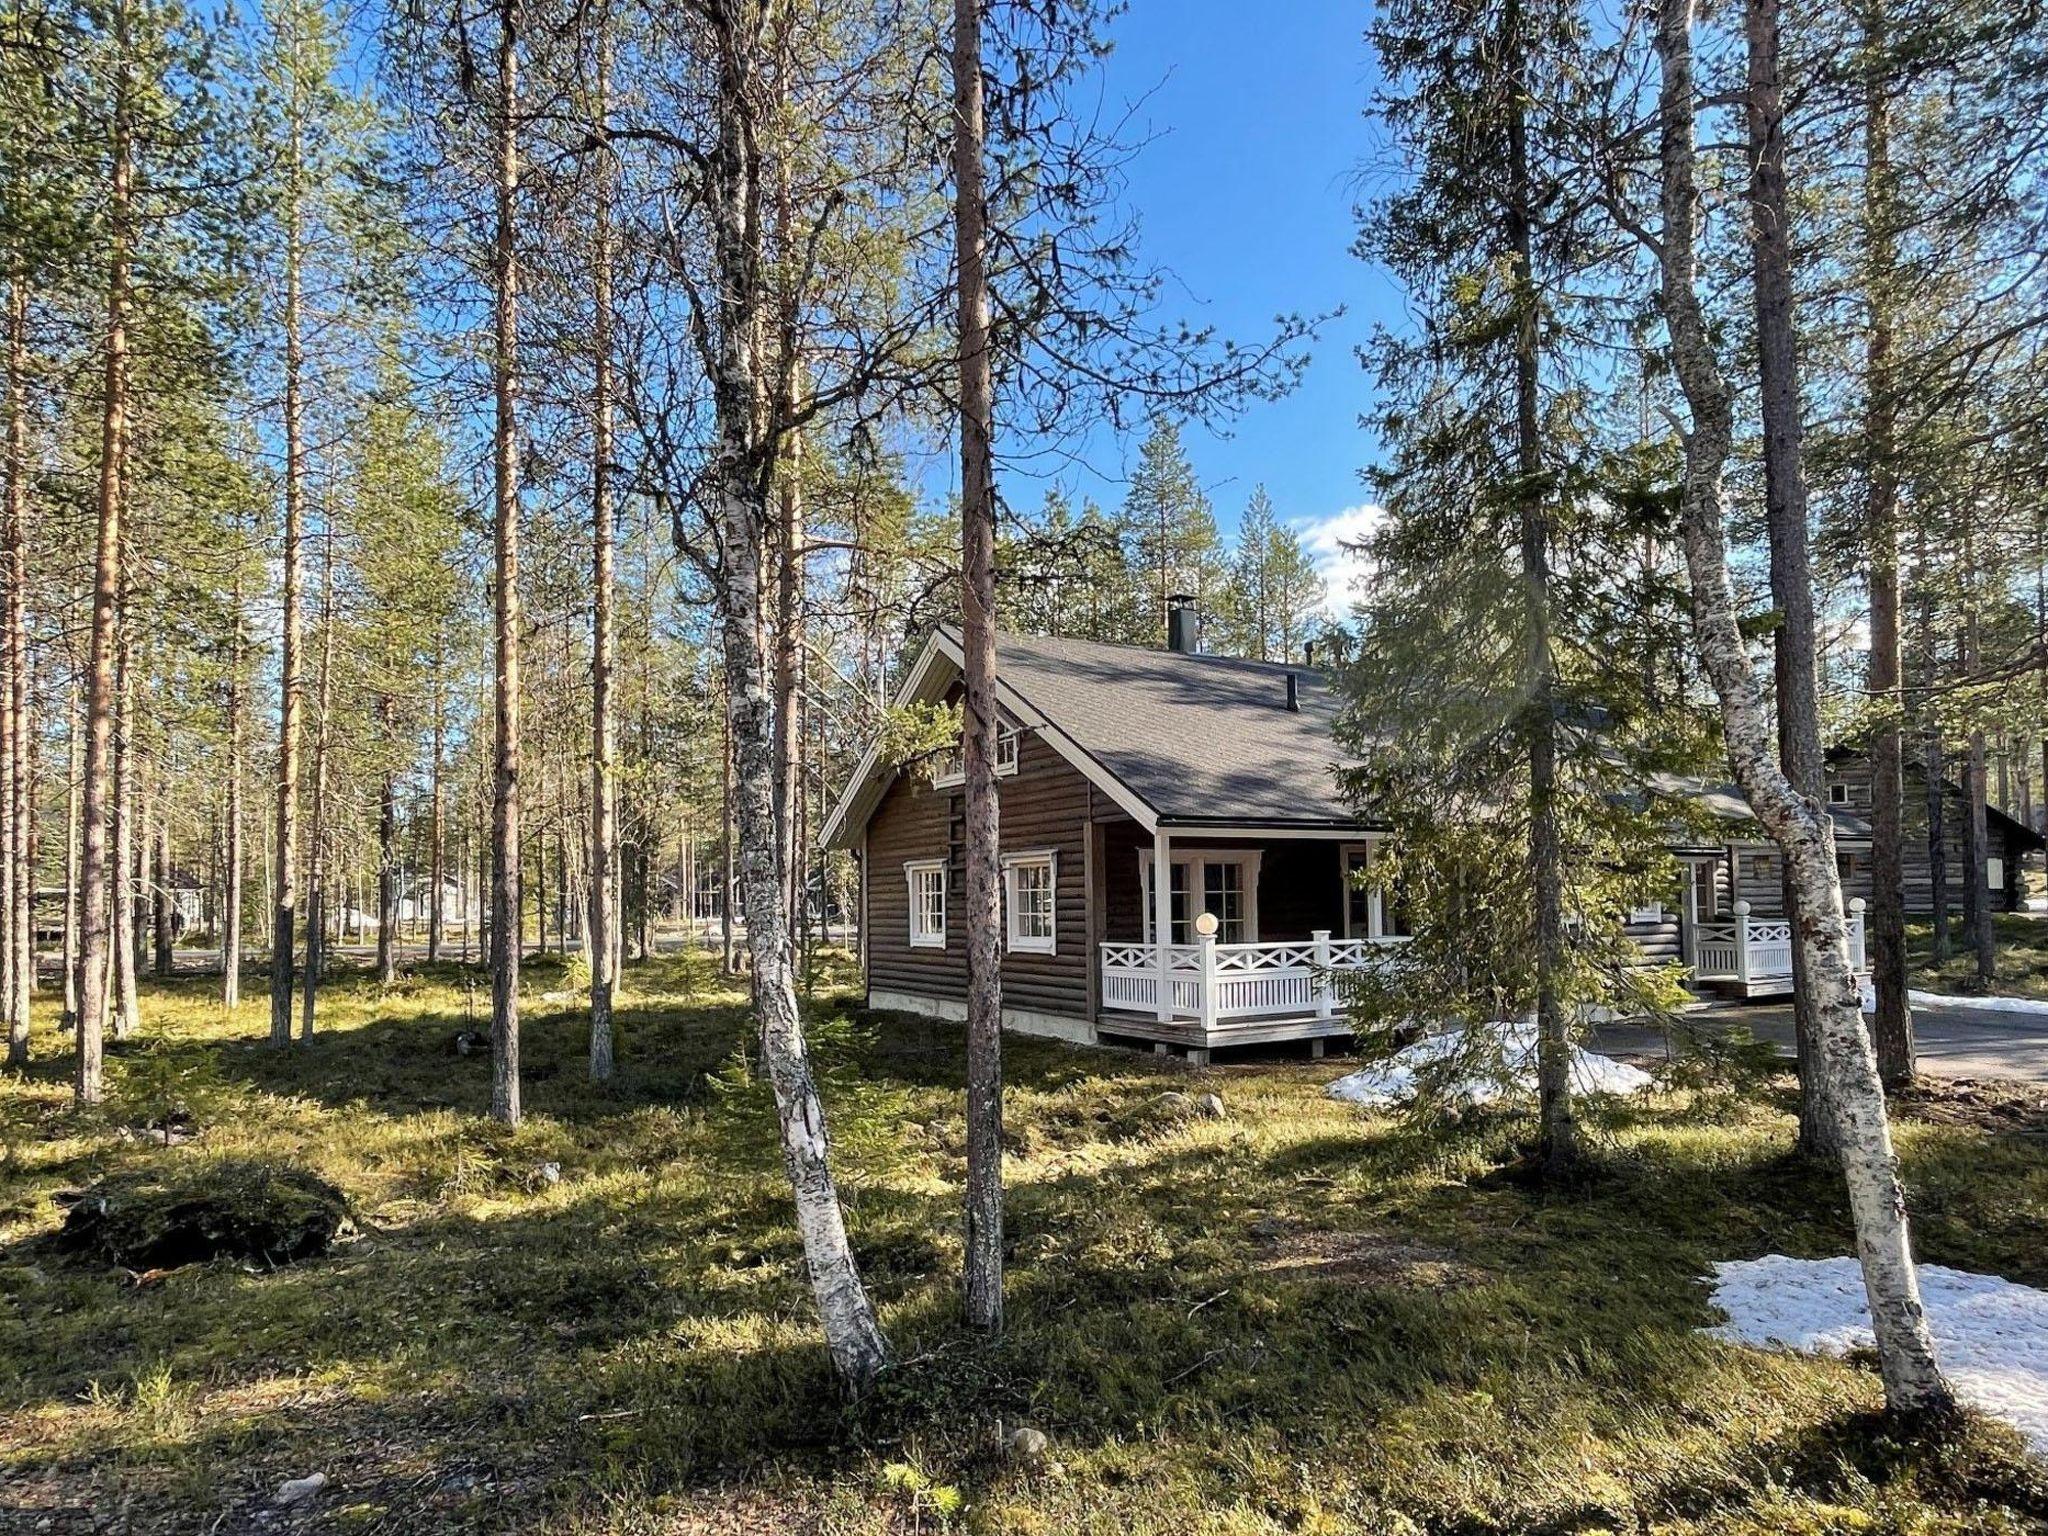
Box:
1638 0 1952 1417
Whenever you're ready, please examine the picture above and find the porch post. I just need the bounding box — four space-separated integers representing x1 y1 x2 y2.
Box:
1152 828 1173 1024
1198 933 1218 1033
1312 928 1332 1019
1849 896 1866 971
1733 900 1752 987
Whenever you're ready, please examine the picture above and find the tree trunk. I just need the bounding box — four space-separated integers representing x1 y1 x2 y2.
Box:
62 675 79 1031
4 264 26 1064
377 698 397 984
588 45 617 1076
428 668 444 962
700 0 889 1393
151 772 172 977
110 622 137 1039
1967 731 1993 980
74 36 129 1099
269 89 306 1050
489 0 523 1125
1503 0 1571 1175
1648 0 1952 1419
1747 0 1831 1156
300 526 335 1038
223 573 244 1008
953 0 1005 1331
1862 5 1911 1084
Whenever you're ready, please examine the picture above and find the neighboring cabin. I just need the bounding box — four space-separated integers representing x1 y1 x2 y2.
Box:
823 608 2042 1057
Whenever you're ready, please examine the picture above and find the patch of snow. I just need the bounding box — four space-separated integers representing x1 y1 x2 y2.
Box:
1324 1023 1653 1108
1907 990 2048 1017
1705 1255 2048 1457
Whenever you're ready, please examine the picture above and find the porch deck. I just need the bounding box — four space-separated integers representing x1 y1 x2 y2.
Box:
1689 899 1867 997
1096 933 1390 1055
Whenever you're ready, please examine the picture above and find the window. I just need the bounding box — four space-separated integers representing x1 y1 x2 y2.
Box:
1988 856 2006 890
906 860 947 948
1140 850 1261 944
1343 844 1413 941
1745 854 1775 882
1003 852 1056 953
1829 783 1850 805
1629 902 1664 925
1837 850 1858 883
931 723 1021 789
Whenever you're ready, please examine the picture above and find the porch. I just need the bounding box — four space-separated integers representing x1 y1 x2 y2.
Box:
1096 932 1394 1056
1689 898 1868 998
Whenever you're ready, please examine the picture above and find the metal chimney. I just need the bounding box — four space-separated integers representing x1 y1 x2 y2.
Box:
1285 672 1300 712
1166 593 1199 654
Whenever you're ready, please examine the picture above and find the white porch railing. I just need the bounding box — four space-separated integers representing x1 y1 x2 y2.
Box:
1099 931 1389 1029
1692 898 1867 984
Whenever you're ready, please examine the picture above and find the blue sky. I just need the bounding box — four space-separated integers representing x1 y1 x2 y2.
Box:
1003 0 1402 604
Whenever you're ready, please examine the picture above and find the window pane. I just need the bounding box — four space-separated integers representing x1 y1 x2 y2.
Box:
1169 861 1191 944
1203 861 1246 942
1010 859 1053 941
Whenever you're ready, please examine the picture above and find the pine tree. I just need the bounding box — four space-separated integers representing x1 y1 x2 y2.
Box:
1124 418 1224 644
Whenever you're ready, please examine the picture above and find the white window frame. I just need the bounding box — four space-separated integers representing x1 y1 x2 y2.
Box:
931 723 1021 789
1629 902 1664 925
1988 855 2006 890
1341 841 1413 942
906 859 947 949
1828 782 1850 805
1002 850 1057 955
1138 848 1262 944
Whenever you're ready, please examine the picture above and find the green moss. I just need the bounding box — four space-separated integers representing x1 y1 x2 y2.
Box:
0 948 2041 1532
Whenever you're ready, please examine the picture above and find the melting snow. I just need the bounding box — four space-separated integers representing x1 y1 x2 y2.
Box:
1705 1255 2048 1456
1323 1023 1653 1108
1906 990 2048 1017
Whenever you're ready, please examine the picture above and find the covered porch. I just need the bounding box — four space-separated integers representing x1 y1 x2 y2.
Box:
1089 821 1401 1059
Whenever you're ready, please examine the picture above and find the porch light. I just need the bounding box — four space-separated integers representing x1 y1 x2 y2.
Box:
1194 911 1219 938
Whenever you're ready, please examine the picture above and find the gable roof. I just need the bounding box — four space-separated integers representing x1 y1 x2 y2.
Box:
820 627 1368 848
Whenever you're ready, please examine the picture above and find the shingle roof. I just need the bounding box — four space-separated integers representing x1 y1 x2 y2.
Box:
983 629 1362 828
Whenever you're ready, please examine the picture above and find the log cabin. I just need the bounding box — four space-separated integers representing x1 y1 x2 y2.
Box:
821 601 2042 1056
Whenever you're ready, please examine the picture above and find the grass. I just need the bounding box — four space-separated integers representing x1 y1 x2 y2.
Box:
2 949 2046 1533
1910 912 2048 999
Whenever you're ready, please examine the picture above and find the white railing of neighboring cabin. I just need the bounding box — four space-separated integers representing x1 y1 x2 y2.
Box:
1691 898 1866 984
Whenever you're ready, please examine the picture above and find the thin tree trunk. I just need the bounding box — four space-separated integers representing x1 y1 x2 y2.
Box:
489 0 523 1125
223 571 244 1008
300 525 335 1038
151 769 172 977
1967 731 1993 979
1649 0 1952 1418
269 76 307 1050
953 0 1005 1332
1747 0 1831 1156
378 697 397 984
74 28 130 1099
110 621 137 1040
62 675 78 1031
428 665 444 962
1503 0 1570 1175
588 53 617 1074
1862 2 1911 1084
3 264 25 1065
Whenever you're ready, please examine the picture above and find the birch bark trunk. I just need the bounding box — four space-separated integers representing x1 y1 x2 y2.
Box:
952 0 1005 1329
699 0 888 1392
1648 0 1953 1417
223 572 244 1008
110 622 137 1039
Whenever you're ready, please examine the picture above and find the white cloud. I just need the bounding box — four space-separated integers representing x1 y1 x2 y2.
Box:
1292 503 1386 616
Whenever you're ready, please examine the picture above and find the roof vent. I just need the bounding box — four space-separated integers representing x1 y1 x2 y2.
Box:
1285 672 1300 712
1166 593 1199 654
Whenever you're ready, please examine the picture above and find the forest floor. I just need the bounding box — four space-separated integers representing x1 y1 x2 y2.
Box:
4 951 2048 1534
1909 912 2048 999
